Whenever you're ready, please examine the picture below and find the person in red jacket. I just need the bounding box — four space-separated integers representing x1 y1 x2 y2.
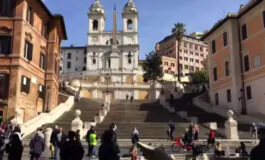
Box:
207 129 215 146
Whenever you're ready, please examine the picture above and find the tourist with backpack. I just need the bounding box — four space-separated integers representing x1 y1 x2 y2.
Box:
29 128 45 160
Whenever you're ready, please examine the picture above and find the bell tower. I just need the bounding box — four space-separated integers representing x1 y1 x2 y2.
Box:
122 0 138 32
88 0 105 33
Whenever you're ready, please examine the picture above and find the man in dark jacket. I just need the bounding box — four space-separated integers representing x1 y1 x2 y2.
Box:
61 131 84 160
99 123 120 160
250 127 265 160
50 125 59 160
29 128 45 160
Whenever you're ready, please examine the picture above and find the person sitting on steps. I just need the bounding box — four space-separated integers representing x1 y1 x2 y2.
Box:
214 142 225 157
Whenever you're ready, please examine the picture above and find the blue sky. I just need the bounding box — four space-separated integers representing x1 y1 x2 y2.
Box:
43 0 249 60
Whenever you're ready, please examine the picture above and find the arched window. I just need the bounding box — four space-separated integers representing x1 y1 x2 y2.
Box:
128 52 132 64
92 20 99 31
127 19 133 30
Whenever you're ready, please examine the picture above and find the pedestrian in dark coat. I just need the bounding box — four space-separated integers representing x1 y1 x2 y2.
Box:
99 123 120 160
61 131 84 160
7 132 23 160
29 128 45 160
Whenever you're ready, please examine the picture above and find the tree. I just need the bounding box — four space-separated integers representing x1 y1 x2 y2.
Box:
191 70 209 85
171 23 186 85
143 51 163 82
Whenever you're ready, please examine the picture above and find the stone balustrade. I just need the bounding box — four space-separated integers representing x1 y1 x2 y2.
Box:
15 96 75 139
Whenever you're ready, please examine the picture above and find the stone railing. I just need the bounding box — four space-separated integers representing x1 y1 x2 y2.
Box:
137 142 174 160
18 96 75 138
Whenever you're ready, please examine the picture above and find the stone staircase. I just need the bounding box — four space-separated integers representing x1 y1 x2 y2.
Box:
172 93 251 139
44 98 102 132
95 100 213 139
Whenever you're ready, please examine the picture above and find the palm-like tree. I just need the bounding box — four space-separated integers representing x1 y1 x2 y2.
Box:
172 23 186 89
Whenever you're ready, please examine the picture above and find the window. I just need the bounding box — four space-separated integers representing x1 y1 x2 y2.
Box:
42 23 48 38
26 6 34 25
190 58 194 62
38 84 44 99
67 53 71 59
189 66 194 72
84 57 87 64
195 46 198 50
263 11 265 28
39 53 46 70
196 67 199 71
128 52 132 64
200 54 204 57
0 0 13 17
165 70 168 73
170 71 174 74
190 51 193 55
184 57 188 61
212 40 216 54
195 59 199 63
127 19 133 30
92 20 98 31
215 93 219 105
0 36 11 55
92 59 96 64
171 63 175 67
195 53 199 56
184 65 188 69
200 47 204 52
21 76 30 94
0 73 9 99
227 89 231 102
67 62 71 69
179 64 183 70
213 67 218 81
24 40 33 61
244 55 249 72
254 54 261 68
223 32 228 46
184 50 188 54
242 24 247 40
246 86 252 100
179 56 183 60
82 66 86 71
164 62 168 66
225 61 229 76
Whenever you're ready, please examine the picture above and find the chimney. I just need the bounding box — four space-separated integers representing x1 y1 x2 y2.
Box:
239 4 244 10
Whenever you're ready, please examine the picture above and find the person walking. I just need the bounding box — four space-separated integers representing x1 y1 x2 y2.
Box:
126 94 129 101
50 125 59 160
250 123 258 144
250 126 265 159
130 96 133 103
29 128 45 160
131 127 139 146
88 129 97 157
6 130 23 160
61 131 84 160
99 123 120 160
207 129 215 146
57 127 67 159
167 122 175 140
86 126 95 156
193 123 200 143
0 129 5 160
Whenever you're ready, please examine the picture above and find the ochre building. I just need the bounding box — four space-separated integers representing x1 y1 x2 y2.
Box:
0 0 67 122
202 0 265 115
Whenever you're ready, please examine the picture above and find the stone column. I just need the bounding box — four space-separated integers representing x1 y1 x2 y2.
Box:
225 110 239 140
104 93 111 110
44 128 53 148
71 110 84 137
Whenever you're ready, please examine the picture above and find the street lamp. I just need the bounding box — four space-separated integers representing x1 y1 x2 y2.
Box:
105 74 110 93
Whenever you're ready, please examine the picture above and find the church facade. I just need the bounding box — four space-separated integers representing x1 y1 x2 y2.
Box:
61 0 161 100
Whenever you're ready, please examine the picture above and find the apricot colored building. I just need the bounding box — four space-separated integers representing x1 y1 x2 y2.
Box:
156 34 208 78
202 0 265 115
0 0 67 122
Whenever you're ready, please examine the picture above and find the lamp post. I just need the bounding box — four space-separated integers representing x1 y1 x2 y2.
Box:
158 77 165 94
105 74 110 93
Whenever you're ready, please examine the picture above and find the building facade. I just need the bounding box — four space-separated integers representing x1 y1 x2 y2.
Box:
61 0 152 100
202 0 265 115
156 34 208 79
60 46 86 75
0 0 67 122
